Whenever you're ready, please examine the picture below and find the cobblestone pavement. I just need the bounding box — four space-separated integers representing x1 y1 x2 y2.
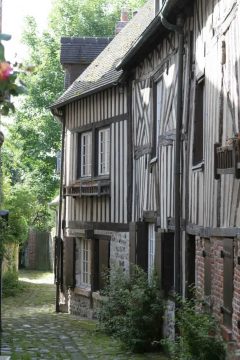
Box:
1 271 167 360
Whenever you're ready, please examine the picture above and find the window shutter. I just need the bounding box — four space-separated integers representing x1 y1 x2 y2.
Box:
99 239 110 290
154 230 162 286
222 238 234 328
204 239 211 298
91 239 99 292
77 134 81 179
64 238 75 288
136 222 148 272
162 232 174 295
193 78 204 165
129 222 148 272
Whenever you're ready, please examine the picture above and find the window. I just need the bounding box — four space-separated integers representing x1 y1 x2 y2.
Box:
75 238 91 289
193 77 204 166
77 127 110 179
148 224 156 280
80 132 92 177
98 128 110 176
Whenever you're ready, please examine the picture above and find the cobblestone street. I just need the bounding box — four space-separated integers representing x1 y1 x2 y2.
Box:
1 271 166 360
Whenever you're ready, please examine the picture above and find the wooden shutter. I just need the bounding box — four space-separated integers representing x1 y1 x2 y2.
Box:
129 222 148 272
204 238 211 298
193 77 204 165
91 238 99 292
154 231 162 287
64 238 75 288
77 134 81 179
222 238 234 329
162 232 174 295
99 239 110 290
186 235 196 298
136 222 148 272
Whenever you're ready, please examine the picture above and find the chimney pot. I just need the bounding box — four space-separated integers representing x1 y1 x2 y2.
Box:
121 8 129 22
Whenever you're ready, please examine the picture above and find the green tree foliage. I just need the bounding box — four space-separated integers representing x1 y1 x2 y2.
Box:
3 0 146 231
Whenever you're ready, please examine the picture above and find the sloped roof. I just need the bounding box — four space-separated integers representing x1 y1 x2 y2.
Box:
60 37 113 65
51 0 154 109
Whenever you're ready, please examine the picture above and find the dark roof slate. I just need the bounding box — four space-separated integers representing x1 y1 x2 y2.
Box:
51 0 154 109
60 37 113 65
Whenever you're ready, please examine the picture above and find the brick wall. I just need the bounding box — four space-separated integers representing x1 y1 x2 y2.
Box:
232 239 240 344
211 239 224 323
196 236 204 299
195 236 240 347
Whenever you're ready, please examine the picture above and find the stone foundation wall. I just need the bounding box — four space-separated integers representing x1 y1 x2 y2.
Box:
68 290 93 318
110 232 129 271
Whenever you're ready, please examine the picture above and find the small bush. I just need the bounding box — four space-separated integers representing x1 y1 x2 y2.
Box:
2 270 24 297
98 265 165 353
162 295 226 360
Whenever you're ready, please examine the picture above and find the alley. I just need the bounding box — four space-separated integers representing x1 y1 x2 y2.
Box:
1 271 166 360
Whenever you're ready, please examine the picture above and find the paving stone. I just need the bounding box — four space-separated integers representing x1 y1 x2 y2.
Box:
1 270 167 360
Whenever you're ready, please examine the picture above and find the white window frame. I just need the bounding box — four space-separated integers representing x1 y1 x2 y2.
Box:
75 238 91 289
80 132 92 177
98 127 110 176
148 224 156 281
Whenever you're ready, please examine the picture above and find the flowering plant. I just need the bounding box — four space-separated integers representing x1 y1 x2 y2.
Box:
0 33 26 115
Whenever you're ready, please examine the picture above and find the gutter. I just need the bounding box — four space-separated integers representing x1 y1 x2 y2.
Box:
53 109 66 313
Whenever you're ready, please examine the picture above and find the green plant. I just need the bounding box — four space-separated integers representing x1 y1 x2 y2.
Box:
98 265 165 353
162 295 226 360
2 270 25 297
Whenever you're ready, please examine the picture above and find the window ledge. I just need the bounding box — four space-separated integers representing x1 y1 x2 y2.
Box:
92 291 104 301
192 161 204 171
74 287 91 297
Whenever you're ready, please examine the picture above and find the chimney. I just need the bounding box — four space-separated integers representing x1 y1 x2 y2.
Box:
115 8 129 34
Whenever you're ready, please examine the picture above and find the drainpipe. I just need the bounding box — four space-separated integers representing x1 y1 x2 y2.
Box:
54 109 66 313
160 13 184 294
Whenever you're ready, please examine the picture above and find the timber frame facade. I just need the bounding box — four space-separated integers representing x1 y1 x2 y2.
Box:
117 0 240 345
51 0 240 346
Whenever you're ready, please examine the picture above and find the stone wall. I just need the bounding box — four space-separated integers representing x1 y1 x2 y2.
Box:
68 290 93 318
110 232 129 271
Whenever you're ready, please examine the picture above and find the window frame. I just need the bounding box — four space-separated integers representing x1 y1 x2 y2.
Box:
98 127 110 176
75 237 91 290
77 125 111 180
80 131 92 178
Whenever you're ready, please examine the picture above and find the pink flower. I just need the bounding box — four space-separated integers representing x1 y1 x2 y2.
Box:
0 62 12 80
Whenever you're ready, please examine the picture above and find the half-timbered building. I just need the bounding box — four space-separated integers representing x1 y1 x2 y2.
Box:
117 0 240 346
50 2 155 317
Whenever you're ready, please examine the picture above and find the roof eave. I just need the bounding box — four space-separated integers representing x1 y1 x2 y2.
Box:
50 79 121 111
116 0 191 71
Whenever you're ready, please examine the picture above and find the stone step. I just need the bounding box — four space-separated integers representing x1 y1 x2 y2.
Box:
0 357 11 360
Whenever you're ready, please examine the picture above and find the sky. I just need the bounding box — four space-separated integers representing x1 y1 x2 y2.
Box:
2 0 52 62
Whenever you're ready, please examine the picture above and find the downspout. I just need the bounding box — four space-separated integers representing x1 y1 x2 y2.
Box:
160 12 184 294
54 109 66 313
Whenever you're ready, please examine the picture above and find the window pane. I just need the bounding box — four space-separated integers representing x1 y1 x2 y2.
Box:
81 132 92 177
148 224 156 280
98 128 110 175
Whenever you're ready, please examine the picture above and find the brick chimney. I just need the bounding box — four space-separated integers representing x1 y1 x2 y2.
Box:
115 9 129 34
